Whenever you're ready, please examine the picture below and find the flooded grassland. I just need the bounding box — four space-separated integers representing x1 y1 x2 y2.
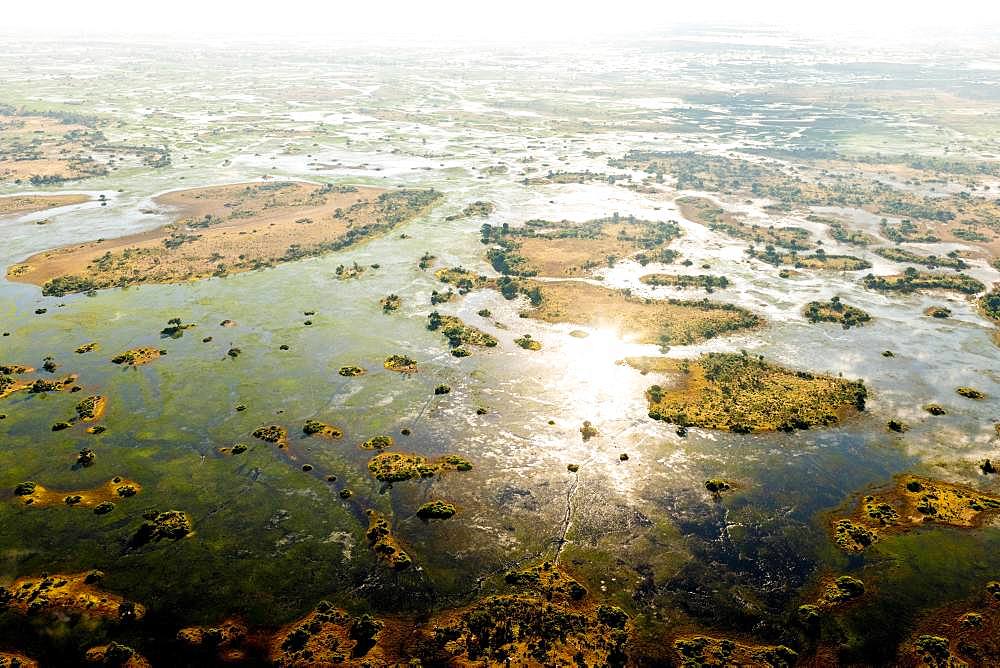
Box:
0 31 999 666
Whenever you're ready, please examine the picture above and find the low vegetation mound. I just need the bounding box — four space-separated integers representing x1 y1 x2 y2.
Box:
633 352 867 432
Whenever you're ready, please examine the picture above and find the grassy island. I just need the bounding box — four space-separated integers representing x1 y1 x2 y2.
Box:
481 214 681 277
427 312 498 349
383 354 418 373
640 273 730 290
673 635 797 668
270 601 389 666
7 182 441 295
367 452 472 483
365 510 412 570
748 247 871 271
633 352 867 432
678 197 812 250
803 297 872 329
12 477 142 508
111 347 163 366
2 572 146 622
416 500 456 519
303 420 343 438
510 280 761 346
0 193 90 216
445 200 495 220
831 476 1000 553
862 269 985 295
875 246 968 270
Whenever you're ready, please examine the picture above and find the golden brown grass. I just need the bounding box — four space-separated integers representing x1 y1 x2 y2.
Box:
522 280 761 346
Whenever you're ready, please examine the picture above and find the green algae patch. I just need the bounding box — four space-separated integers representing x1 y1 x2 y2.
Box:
672 635 797 668
367 452 472 483
416 500 456 520
427 311 498 349
303 420 343 439
803 297 871 329
3 571 146 622
383 354 418 373
634 352 867 433
337 365 365 377
111 347 163 366
74 342 99 354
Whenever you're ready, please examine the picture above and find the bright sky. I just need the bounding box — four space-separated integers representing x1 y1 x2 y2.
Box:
4 0 999 41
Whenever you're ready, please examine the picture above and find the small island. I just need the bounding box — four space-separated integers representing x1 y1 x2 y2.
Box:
803 296 872 329
633 352 867 432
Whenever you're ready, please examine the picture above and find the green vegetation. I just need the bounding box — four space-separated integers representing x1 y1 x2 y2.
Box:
956 387 985 399
514 334 541 350
131 509 192 545
360 435 394 450
677 196 812 250
803 296 871 329
874 247 967 270
445 200 495 220
427 312 498 349
640 273 730 291
338 365 365 377
641 352 867 432
416 500 456 519
160 317 195 338
979 290 1000 321
862 269 985 295
367 452 472 483
379 294 401 312
303 420 343 438
748 245 871 270
383 354 418 373
252 424 287 443
924 306 952 318
111 347 163 365
808 215 877 245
